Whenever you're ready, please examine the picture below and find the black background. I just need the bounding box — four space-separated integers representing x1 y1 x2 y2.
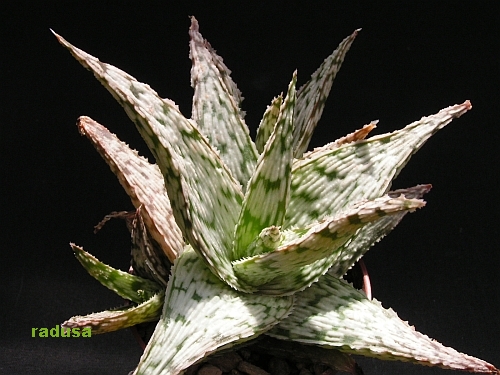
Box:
1 2 499 374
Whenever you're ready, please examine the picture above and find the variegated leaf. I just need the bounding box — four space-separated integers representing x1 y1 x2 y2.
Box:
269 275 498 374
70 244 161 304
190 17 258 189
286 101 471 228
293 29 359 158
131 206 172 287
255 95 283 154
234 74 296 259
77 116 184 262
328 184 432 278
233 194 425 295
62 291 164 335
56 34 246 290
134 247 294 375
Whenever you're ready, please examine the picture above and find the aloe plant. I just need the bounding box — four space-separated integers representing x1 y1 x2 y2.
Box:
53 17 498 375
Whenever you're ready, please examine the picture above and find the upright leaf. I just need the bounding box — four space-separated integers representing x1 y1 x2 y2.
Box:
233 74 296 259
286 101 471 228
134 247 294 375
293 29 359 157
190 17 258 189
269 275 498 374
56 34 246 290
255 95 283 153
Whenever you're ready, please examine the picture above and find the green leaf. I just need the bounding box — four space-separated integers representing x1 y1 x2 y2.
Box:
77 116 183 262
189 17 258 189
62 291 164 335
134 247 294 375
234 74 296 259
233 194 425 295
255 95 283 154
286 101 472 229
269 275 498 374
293 29 359 158
70 244 161 304
56 33 245 290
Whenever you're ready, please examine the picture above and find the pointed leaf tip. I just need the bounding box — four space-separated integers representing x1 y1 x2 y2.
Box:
293 29 360 157
70 243 161 304
233 194 424 294
234 73 296 259
189 15 257 189
76 116 184 262
256 95 283 153
271 275 498 374
287 101 472 229
328 184 433 279
58 34 246 290
62 291 164 335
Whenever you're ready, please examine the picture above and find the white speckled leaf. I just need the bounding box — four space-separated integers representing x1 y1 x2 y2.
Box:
255 95 283 154
286 101 472 229
56 33 246 290
134 247 294 375
293 30 359 158
234 74 296 259
190 17 258 189
70 243 161 304
233 195 425 295
77 116 183 262
269 275 498 374
62 291 164 335
328 184 432 278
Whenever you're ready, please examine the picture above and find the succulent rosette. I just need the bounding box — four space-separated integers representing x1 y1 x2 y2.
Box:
54 17 497 375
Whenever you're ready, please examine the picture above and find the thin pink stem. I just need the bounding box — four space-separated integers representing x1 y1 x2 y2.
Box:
359 258 372 300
